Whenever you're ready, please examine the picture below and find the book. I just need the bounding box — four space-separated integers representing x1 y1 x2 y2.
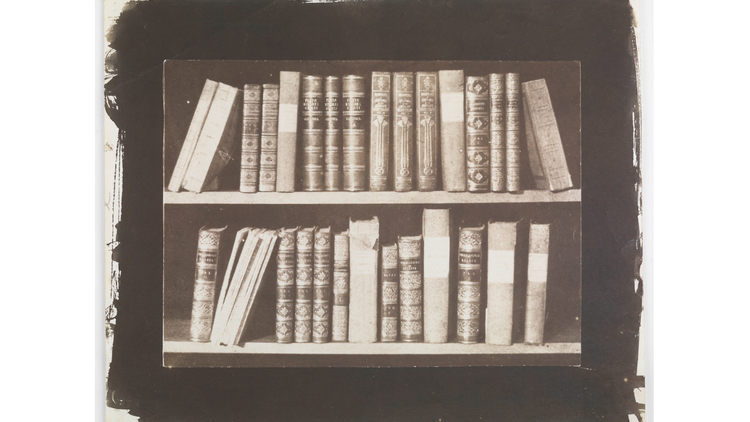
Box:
295 227 315 342
240 84 262 193
522 79 574 192
324 76 343 191
348 217 379 343
438 70 466 192
380 244 399 342
276 71 301 193
259 84 280 192
525 223 550 345
182 82 241 193
302 75 325 191
276 227 297 343
465 76 491 192
415 72 438 192
211 228 253 344
331 230 349 342
486 220 518 345
422 209 450 343
370 72 391 191
505 73 522 192
313 227 332 343
489 74 506 192
168 79 219 192
342 75 367 191
457 225 484 343
523 95 548 190
189 226 226 342
398 235 423 342
392 72 414 192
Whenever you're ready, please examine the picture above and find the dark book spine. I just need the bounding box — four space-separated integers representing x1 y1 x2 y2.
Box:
240 85 262 193
324 76 342 191
295 228 315 342
313 227 332 343
370 72 391 191
380 244 399 342
331 231 349 342
276 228 297 343
489 74 506 192
466 76 491 192
393 72 415 192
342 75 367 191
458 226 484 343
398 235 423 342
190 227 225 342
416 72 439 192
505 73 522 192
302 76 325 191
259 84 279 192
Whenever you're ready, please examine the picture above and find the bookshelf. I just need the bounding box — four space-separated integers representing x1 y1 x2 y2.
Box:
163 60 581 368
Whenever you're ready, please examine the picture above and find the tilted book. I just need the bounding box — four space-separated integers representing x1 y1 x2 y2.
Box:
276 227 298 343
393 72 415 192
189 226 226 342
438 70 466 191
370 72 391 191
295 227 315 342
523 95 548 190
416 72 438 192
313 227 332 343
348 217 379 343
522 79 574 192
505 73 522 192
380 244 399 342
211 228 252 344
276 71 301 192
422 209 450 343
465 76 491 192
525 223 550 345
489 74 506 192
331 230 349 342
324 76 343 191
342 75 367 191
240 84 262 193
398 235 423 342
302 75 325 191
458 225 484 343
486 220 518 345
168 79 218 192
259 84 279 192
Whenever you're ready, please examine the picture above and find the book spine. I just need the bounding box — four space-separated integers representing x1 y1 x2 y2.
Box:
523 94 548 190
415 72 438 192
438 70 466 192
348 217 379 343
392 72 415 192
302 76 325 191
489 74 506 192
324 76 343 191
276 228 297 343
295 227 315 342
522 79 574 191
276 71 301 192
259 84 280 192
313 227 332 343
525 223 550 345
189 227 225 342
457 226 484 343
505 73 522 192
486 221 517 345
398 235 423 342
370 72 391 191
422 209 450 343
342 75 368 191
380 244 399 342
168 79 218 192
466 76 491 192
332 231 349 342
240 85 262 193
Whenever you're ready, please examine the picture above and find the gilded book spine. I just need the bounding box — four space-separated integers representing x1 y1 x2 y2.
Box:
313 227 332 343
295 227 315 342
466 76 491 192
324 76 342 191
276 228 297 343
240 85 262 193
398 235 423 342
416 72 438 192
331 231 349 342
489 74 506 192
190 227 226 342
505 73 522 192
458 226 484 343
392 72 415 192
525 223 550 345
370 72 391 191
342 75 367 191
259 84 280 192
302 76 325 191
380 244 399 342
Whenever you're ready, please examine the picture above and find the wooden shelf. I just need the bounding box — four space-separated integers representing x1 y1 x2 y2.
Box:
164 189 581 205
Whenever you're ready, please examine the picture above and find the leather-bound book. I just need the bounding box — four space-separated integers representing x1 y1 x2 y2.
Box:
189 226 226 342
422 209 450 343
438 70 466 191
457 225 484 343
324 76 343 191
415 72 438 192
465 76 491 192
302 75 325 191
370 72 391 191
259 84 280 192
525 223 550 345
295 227 315 343
276 71 301 192
505 73 522 192
486 220 518 345
392 72 415 192
313 227 332 343
240 84 262 193
276 227 297 343
342 75 367 191
489 74 506 192
348 217 379 343
523 95 548 190
331 230 349 342
398 235 423 342
380 244 399 342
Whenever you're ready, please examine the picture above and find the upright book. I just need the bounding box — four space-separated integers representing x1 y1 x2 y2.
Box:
457 225 484 343
489 74 506 192
465 76 491 192
416 72 438 192
259 84 280 192
295 227 315 342
276 227 297 343
276 71 301 192
380 244 399 342
486 220 518 345
525 223 550 345
324 76 343 191
348 217 379 343
331 230 349 341
370 72 391 191
342 75 367 191
438 70 466 191
398 235 423 342
505 73 522 192
422 209 450 343
313 227 332 343
393 72 415 192
302 75 325 191
189 226 226 342
240 84 262 193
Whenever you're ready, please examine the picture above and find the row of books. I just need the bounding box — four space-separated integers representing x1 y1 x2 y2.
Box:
168 70 573 194
188 210 553 346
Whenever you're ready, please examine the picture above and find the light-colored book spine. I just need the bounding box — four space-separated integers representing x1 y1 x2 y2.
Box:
331 231 349 342
348 217 379 343
422 209 450 343
505 73 522 192
489 73 506 192
276 71 301 192
523 95 548 190
259 84 280 192
415 72 437 192
525 223 550 345
370 72 391 191
486 220 518 345
393 72 415 192
438 70 466 191
240 84 262 193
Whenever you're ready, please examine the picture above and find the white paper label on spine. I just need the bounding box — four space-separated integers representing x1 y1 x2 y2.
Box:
440 92 464 123
423 237 450 279
488 249 515 284
278 104 298 133
527 252 549 283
